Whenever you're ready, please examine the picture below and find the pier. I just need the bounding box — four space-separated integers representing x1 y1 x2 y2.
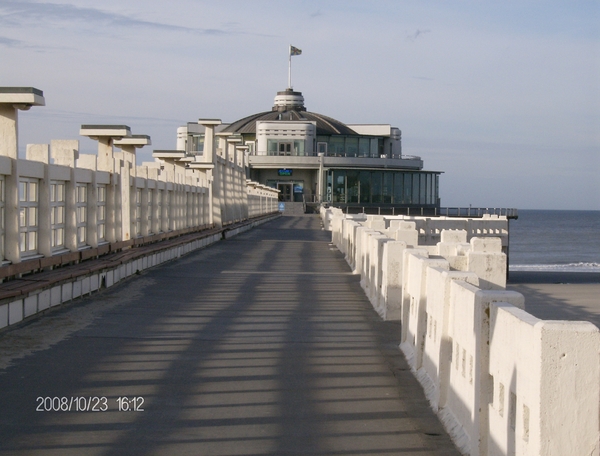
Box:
0 215 458 455
1 86 598 455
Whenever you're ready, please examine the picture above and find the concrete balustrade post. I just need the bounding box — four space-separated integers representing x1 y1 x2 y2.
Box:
115 135 151 240
198 119 221 228
0 88 45 264
80 125 131 243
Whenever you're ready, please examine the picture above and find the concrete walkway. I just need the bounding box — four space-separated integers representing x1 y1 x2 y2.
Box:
0 216 459 456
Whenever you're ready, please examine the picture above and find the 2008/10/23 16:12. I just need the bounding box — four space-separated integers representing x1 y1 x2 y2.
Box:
35 396 145 412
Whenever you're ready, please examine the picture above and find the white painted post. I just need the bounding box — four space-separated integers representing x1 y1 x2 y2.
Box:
0 88 45 264
80 125 131 243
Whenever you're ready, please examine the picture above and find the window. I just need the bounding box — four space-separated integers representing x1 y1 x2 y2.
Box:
0 178 4 260
267 140 278 155
293 140 305 156
329 136 345 156
359 171 370 203
189 135 204 154
403 174 412 204
346 171 359 203
383 172 393 204
50 181 66 250
156 189 163 232
19 178 39 255
427 174 433 205
317 142 327 154
97 185 107 242
371 172 383 204
393 173 403 204
333 170 346 203
133 188 142 237
358 138 370 157
412 174 420 205
147 189 153 235
278 142 292 156
420 174 427 205
345 137 358 157
76 184 87 247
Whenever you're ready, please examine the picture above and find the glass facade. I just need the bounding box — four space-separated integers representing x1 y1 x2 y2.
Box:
326 169 439 206
316 136 384 158
262 135 386 157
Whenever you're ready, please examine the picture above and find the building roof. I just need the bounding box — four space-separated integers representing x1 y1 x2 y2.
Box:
221 89 358 136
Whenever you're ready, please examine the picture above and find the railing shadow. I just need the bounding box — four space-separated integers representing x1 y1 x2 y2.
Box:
0 216 459 455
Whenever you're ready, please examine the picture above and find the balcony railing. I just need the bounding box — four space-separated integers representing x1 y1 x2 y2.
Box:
327 204 518 219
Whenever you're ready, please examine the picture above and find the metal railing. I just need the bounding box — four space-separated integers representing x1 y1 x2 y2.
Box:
327 205 518 219
438 207 519 219
249 150 420 160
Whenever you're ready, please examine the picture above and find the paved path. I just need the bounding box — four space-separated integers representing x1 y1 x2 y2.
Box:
0 216 458 456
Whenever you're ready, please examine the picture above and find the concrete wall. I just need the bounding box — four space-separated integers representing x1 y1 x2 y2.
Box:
324 207 600 456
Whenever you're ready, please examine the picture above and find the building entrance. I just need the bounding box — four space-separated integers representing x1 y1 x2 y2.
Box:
277 183 293 202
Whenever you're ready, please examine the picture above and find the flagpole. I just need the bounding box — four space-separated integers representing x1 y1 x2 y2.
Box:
288 45 292 89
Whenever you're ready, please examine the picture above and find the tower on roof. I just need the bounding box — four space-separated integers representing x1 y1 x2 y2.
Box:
273 89 306 112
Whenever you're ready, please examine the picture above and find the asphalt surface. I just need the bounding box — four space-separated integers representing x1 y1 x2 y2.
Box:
0 215 459 456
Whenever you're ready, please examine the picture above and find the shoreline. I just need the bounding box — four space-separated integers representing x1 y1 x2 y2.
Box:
507 271 600 284
506 271 600 328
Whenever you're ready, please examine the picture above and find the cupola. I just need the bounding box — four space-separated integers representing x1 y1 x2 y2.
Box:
272 88 306 112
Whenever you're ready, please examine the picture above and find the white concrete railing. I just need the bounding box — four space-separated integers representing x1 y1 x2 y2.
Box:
323 206 600 456
323 208 509 249
0 88 279 267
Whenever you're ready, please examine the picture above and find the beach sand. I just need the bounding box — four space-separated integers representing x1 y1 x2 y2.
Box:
507 271 600 328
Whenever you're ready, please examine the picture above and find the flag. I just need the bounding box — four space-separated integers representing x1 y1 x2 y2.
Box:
290 45 302 56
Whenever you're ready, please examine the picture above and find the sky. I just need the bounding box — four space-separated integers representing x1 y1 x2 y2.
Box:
1 0 598 210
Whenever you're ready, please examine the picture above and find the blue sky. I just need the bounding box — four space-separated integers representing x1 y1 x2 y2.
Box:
1 0 598 209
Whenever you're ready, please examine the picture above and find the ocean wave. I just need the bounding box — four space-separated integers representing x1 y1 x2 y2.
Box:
509 262 600 273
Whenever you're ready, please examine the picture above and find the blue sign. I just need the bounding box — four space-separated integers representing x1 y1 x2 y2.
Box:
278 202 285 212
278 169 292 176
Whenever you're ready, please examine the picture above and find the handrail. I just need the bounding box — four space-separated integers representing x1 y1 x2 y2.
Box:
249 151 421 160
437 207 519 219
327 204 519 219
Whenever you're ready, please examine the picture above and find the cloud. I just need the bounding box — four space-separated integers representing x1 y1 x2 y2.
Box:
0 1 233 35
0 34 23 47
0 33 57 51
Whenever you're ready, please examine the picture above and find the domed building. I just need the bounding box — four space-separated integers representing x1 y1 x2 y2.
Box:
177 88 441 214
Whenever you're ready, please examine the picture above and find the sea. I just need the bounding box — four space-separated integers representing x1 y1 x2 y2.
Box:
508 210 600 272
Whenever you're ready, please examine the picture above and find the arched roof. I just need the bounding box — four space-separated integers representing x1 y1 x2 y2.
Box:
221 89 357 136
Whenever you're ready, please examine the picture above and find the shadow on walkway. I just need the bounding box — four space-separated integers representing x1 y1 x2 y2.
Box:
0 216 458 455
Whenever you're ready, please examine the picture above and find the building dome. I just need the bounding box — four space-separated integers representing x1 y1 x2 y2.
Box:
221 89 357 136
